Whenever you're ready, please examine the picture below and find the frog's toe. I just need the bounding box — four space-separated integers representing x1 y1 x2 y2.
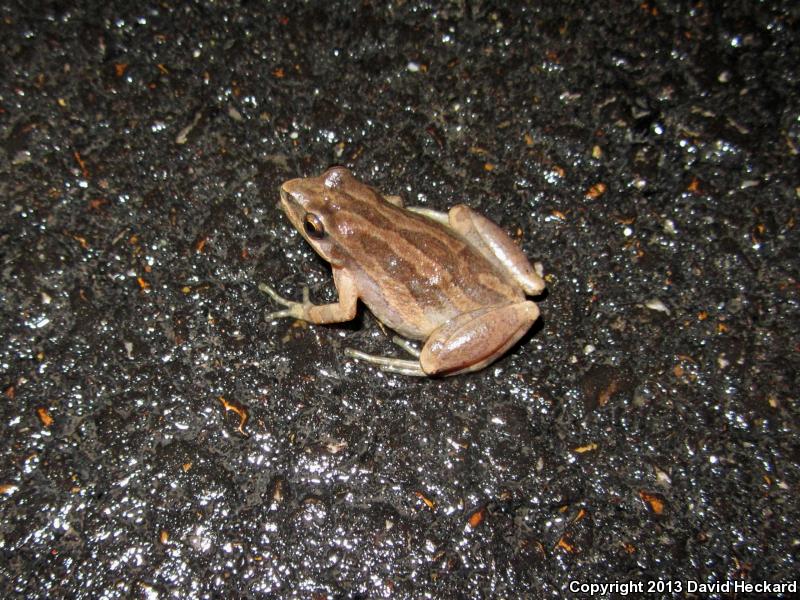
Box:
265 307 293 320
259 283 295 307
259 282 284 302
391 336 421 358
259 283 308 320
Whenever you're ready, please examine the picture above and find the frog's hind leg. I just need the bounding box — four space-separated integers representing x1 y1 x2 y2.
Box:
446 205 545 295
420 301 539 376
343 347 426 377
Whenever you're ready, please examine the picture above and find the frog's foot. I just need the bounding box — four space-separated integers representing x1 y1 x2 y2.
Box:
259 283 311 320
344 347 426 377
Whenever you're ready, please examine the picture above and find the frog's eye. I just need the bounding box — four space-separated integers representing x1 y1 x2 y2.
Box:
304 213 325 239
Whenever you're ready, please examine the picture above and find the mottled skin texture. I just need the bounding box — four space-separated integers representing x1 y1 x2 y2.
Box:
260 167 545 376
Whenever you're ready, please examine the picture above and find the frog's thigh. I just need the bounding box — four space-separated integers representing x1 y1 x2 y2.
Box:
447 205 545 295
420 301 539 376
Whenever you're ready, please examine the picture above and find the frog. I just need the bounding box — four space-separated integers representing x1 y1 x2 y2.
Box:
259 166 545 376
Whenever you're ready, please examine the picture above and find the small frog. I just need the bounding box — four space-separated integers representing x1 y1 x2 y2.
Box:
260 167 545 376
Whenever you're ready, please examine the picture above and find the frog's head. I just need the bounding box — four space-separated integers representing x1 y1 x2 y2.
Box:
278 166 361 266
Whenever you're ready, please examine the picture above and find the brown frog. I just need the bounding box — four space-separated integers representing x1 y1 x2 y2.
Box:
260 167 545 376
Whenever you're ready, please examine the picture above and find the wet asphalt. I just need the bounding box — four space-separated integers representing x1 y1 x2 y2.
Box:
1 1 798 598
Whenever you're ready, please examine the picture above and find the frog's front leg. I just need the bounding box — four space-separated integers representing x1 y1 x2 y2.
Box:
260 267 358 324
420 301 539 376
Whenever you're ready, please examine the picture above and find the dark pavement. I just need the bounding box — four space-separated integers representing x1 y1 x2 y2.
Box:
1 1 798 597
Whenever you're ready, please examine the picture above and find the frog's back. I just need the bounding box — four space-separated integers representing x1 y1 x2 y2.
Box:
335 196 523 340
